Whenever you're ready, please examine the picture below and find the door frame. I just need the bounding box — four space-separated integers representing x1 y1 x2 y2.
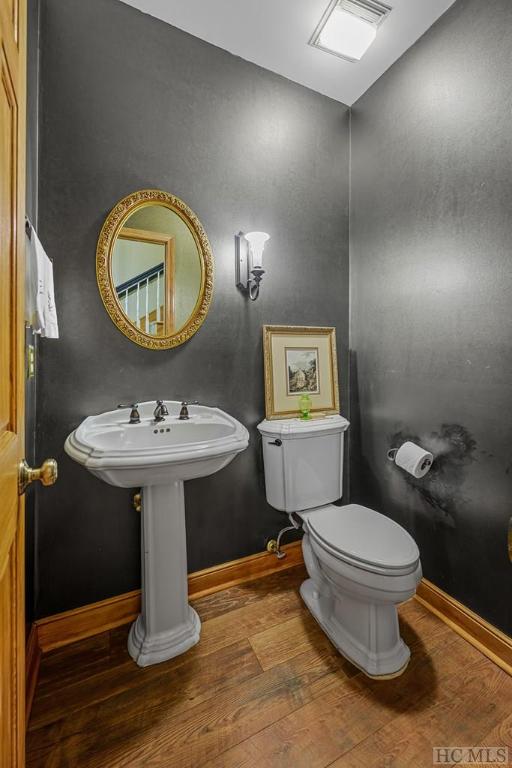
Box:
0 0 27 764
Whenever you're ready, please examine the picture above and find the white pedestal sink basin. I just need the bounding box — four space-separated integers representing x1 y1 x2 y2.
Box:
65 401 249 666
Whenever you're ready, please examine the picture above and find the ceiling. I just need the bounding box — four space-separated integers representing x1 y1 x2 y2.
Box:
119 0 456 106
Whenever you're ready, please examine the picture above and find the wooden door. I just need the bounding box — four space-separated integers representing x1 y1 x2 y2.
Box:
0 0 26 765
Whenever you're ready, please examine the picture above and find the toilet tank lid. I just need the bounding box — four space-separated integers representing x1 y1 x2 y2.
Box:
257 414 349 438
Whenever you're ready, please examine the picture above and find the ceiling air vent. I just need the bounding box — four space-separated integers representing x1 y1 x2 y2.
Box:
310 0 392 62
339 0 391 25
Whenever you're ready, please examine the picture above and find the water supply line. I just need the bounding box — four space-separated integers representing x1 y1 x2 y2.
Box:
266 512 303 559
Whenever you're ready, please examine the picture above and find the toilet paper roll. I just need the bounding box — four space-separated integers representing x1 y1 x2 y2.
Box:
394 441 433 479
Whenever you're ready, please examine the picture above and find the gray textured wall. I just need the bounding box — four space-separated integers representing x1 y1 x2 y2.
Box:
35 0 350 617
350 0 512 634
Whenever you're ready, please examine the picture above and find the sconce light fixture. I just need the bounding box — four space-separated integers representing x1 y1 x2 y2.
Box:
235 231 270 301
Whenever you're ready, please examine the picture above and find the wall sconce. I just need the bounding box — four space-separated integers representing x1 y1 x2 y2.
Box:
235 231 270 301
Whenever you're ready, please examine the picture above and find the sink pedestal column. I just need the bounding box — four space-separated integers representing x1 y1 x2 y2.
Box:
128 481 201 667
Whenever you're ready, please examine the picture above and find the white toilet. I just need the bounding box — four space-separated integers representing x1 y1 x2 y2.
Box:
258 414 422 679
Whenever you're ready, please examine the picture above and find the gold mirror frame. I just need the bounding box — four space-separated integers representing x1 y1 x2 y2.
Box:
96 189 213 350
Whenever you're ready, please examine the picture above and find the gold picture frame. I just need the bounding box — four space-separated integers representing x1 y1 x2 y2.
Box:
263 325 340 420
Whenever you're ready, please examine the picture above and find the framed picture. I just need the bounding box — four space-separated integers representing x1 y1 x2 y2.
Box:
263 325 339 420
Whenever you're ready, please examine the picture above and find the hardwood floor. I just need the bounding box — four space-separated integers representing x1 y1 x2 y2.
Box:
27 566 512 767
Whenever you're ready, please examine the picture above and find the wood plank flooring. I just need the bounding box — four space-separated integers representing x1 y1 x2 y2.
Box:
27 566 512 767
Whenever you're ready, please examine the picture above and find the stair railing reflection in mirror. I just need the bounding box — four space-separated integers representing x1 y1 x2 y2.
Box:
116 262 165 336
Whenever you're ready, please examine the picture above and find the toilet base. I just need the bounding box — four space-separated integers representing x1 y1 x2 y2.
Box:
300 578 410 679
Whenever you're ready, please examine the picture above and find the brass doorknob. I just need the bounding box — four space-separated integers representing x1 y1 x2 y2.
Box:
133 492 142 513
18 458 58 495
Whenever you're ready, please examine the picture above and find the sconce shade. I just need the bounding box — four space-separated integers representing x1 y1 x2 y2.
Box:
245 232 270 269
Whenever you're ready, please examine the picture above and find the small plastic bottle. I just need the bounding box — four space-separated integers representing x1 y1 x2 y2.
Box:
298 394 312 420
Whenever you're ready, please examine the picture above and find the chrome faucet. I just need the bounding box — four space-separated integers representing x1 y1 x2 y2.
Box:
117 403 140 425
179 401 198 420
153 400 169 422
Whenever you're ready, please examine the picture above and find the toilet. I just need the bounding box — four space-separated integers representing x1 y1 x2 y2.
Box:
258 414 422 679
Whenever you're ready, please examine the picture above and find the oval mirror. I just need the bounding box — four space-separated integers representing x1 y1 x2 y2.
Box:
96 190 213 349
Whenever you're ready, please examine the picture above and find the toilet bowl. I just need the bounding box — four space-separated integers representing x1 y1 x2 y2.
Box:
300 503 421 678
258 415 422 679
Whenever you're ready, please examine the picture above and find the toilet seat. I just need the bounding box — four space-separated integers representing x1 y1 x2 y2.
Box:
301 503 420 576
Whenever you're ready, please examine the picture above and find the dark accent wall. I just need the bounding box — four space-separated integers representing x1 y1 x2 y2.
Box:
35 0 350 618
350 0 512 634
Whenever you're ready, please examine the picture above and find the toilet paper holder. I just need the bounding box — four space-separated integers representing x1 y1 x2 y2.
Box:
387 447 433 472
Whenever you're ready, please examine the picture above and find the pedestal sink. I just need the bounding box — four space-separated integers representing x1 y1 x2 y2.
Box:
65 401 249 666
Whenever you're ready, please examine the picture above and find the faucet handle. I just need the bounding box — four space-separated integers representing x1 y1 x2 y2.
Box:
117 403 141 425
179 400 198 420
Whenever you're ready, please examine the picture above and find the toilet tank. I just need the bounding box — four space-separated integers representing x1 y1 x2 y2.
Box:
257 415 350 512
